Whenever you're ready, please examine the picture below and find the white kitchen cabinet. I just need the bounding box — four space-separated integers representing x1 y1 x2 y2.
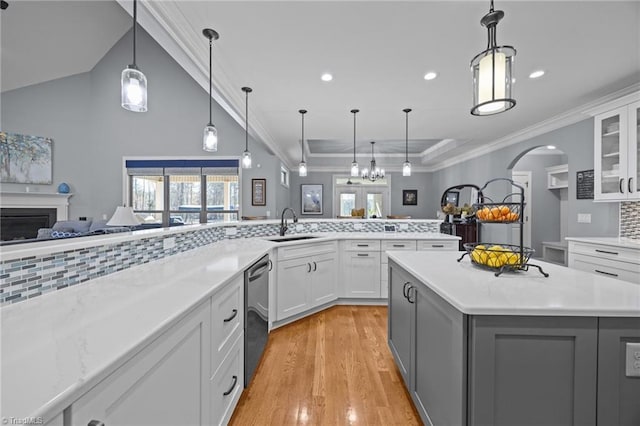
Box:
380 240 417 299
211 275 243 378
344 251 381 298
210 333 244 426
275 241 338 321
568 240 640 283
71 301 211 426
594 99 640 201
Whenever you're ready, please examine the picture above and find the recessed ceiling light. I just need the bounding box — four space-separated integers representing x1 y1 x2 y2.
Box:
424 72 438 81
547 145 556 150
529 70 545 79
321 73 333 82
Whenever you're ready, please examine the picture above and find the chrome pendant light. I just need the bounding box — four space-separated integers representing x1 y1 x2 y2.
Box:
298 109 308 177
241 87 252 168
350 109 360 177
361 141 384 182
470 0 516 116
202 28 220 152
121 0 147 112
402 108 412 176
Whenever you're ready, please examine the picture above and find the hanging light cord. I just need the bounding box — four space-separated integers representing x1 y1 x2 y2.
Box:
405 111 409 162
301 112 305 161
352 112 357 162
132 0 137 66
208 37 213 125
245 90 249 151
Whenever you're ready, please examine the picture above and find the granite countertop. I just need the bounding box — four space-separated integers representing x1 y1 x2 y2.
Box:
387 251 640 317
565 236 640 250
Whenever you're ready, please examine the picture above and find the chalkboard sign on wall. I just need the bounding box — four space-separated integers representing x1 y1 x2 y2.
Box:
576 169 594 199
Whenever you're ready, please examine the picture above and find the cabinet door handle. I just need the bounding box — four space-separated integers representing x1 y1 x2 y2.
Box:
393 244 405 248
402 281 411 298
431 244 444 248
307 263 312 273
313 261 317 271
268 259 273 271
223 309 238 323
620 178 625 193
88 421 105 426
595 269 619 277
595 249 618 255
407 286 416 304
357 253 369 257
629 177 634 193
357 244 368 247
223 375 238 396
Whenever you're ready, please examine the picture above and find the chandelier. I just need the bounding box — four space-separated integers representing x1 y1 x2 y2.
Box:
361 141 384 182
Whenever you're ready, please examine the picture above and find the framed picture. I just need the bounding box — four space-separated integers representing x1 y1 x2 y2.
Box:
445 190 459 207
301 184 323 214
402 189 418 206
252 178 266 206
0 131 53 184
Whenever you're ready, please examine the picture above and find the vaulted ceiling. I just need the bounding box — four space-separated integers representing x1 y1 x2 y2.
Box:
2 1 639 172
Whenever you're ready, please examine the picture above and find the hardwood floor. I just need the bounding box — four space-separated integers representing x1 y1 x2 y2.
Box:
229 305 422 425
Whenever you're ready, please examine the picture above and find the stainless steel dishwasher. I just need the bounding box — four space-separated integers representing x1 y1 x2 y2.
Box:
244 254 270 387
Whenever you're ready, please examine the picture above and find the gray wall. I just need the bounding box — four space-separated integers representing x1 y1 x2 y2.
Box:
513 153 566 255
430 119 619 242
290 171 334 218
1 26 285 221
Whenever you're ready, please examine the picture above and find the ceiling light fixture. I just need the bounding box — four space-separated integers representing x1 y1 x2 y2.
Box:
121 0 147 112
470 0 516 116
321 73 333 82
402 108 412 176
529 70 545 79
298 109 308 177
241 87 252 168
202 28 220 152
547 145 556 150
350 109 360 177
362 141 384 182
424 72 438 81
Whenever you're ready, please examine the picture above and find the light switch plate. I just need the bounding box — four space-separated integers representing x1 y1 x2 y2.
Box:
163 237 176 250
625 342 640 377
399 223 409 230
577 213 591 223
295 224 304 231
225 227 237 236
353 223 363 230
310 223 318 230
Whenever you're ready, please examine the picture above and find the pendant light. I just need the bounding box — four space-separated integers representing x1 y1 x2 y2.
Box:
298 109 307 177
350 109 360 177
361 141 384 182
121 0 147 112
470 0 516 116
241 87 252 168
402 108 412 176
202 28 220 152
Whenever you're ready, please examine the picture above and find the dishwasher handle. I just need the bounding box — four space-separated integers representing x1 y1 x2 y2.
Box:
248 259 270 282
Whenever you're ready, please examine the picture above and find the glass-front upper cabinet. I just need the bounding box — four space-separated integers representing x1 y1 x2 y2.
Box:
594 100 640 201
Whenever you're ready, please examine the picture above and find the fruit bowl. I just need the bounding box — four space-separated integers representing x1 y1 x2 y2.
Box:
473 202 522 223
462 243 534 271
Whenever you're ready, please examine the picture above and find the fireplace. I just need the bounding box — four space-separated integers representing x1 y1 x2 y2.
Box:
1 208 57 241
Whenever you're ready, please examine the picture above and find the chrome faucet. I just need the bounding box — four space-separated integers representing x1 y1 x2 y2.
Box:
279 207 298 236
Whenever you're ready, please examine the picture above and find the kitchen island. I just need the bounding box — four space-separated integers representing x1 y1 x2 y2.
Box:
387 251 640 426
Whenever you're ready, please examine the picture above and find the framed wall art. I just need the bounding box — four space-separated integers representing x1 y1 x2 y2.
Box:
252 178 266 206
402 189 418 206
0 131 53 184
301 184 323 214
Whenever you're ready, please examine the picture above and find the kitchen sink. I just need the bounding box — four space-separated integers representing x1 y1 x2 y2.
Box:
265 235 320 243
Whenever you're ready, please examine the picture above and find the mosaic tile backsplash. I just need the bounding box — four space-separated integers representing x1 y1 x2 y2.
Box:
620 201 640 239
0 220 440 306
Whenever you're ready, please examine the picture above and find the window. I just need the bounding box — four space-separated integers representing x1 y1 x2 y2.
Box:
280 165 290 188
333 175 390 219
126 159 239 226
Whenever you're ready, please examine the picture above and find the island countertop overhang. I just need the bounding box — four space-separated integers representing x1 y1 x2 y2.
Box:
387 251 640 317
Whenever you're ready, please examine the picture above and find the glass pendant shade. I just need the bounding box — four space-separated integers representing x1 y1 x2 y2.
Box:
403 161 412 177
242 150 252 168
471 46 515 115
203 124 218 152
299 161 307 177
350 161 359 177
121 67 147 112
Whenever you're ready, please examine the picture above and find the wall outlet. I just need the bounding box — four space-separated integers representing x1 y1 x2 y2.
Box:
310 223 318 230
295 224 304 231
577 213 592 223
225 227 238 236
625 342 640 377
266 210 271 218
163 237 176 250
354 223 363 230
399 223 409 230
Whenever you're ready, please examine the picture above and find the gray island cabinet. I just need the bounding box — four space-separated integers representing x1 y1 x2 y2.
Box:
387 251 640 426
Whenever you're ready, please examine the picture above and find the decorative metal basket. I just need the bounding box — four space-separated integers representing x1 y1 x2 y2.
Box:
462 242 535 271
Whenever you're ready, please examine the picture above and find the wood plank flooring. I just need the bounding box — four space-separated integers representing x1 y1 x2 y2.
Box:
229 305 422 425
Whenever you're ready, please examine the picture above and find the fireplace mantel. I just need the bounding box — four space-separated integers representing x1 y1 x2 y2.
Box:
1 192 72 220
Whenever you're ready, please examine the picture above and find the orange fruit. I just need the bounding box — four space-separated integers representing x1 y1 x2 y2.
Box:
490 207 501 219
500 205 510 216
